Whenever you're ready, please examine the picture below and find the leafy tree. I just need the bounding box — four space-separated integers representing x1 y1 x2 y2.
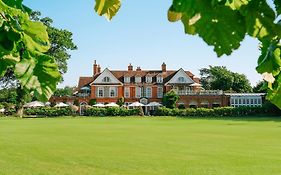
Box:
0 88 17 104
253 81 267 93
30 12 77 76
53 86 74 97
94 0 281 109
200 66 252 92
116 97 125 106
89 99 97 106
162 90 179 109
0 0 61 116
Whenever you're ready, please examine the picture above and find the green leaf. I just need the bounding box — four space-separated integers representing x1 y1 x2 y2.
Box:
21 20 50 53
274 0 281 15
241 0 276 39
181 14 197 35
0 54 19 76
94 0 121 20
168 6 182 22
256 41 281 76
15 52 61 102
266 74 281 109
224 0 250 10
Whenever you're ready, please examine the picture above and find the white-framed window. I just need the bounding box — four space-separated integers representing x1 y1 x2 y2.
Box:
102 76 110 83
146 76 152 83
109 87 117 98
178 77 185 83
157 76 163 83
141 87 145 97
146 87 152 98
135 87 141 98
157 87 163 98
124 77 130 83
135 76 142 83
124 87 130 98
98 87 104 98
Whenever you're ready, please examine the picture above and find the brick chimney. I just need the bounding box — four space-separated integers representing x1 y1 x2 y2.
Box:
128 63 133 72
162 62 166 72
136 67 141 71
93 60 98 76
97 65 101 74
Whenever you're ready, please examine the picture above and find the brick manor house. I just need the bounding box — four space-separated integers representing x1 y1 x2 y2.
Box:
51 60 265 108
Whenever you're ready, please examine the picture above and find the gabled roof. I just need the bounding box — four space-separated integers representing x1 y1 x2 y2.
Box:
90 68 123 85
165 68 195 85
77 67 198 89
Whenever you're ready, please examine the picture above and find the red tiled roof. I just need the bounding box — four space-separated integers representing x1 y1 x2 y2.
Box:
77 69 199 89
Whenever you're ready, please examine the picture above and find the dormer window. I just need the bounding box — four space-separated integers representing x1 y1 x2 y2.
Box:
157 76 163 83
146 76 152 83
102 76 111 83
124 77 130 83
135 76 141 83
178 77 185 83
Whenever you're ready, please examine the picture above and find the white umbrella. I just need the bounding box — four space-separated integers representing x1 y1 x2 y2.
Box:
93 103 105 107
54 102 69 108
105 103 119 107
128 102 144 107
23 101 45 108
190 83 202 87
0 108 5 113
146 102 163 107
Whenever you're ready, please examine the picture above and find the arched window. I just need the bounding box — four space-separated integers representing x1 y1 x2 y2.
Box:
178 77 185 83
102 77 110 82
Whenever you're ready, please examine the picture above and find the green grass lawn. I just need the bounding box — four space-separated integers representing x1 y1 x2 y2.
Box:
0 117 281 175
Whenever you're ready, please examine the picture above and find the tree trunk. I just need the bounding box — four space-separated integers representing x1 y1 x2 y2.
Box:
16 86 26 118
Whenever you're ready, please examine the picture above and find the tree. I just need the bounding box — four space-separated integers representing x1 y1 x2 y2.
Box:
0 0 61 116
53 86 74 97
200 66 252 92
30 12 77 76
116 97 125 106
94 0 281 109
253 81 267 93
162 90 179 109
89 99 97 106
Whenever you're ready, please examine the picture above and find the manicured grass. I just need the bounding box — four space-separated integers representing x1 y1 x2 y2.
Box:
0 117 281 175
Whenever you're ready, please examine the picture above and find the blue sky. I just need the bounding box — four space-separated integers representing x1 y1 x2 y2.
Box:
24 0 262 87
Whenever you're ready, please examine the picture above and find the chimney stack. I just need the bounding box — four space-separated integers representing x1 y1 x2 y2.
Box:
136 67 141 71
162 62 166 72
97 65 101 74
93 60 98 76
128 63 133 72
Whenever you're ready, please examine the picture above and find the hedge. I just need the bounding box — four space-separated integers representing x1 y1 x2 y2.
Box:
24 107 75 117
84 107 143 117
154 105 281 117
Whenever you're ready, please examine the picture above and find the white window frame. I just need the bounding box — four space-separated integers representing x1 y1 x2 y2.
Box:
98 87 104 98
102 77 110 83
135 76 141 83
124 87 130 98
135 87 141 98
157 76 163 83
146 76 152 83
109 87 117 98
178 77 185 83
157 87 163 98
124 77 130 83
146 87 152 98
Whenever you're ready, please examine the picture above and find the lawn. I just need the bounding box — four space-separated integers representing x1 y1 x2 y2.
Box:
0 117 281 175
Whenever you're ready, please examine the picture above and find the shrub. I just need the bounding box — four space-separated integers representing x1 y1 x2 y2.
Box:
154 106 278 117
178 104 186 109
84 107 142 117
89 99 97 106
24 107 75 117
